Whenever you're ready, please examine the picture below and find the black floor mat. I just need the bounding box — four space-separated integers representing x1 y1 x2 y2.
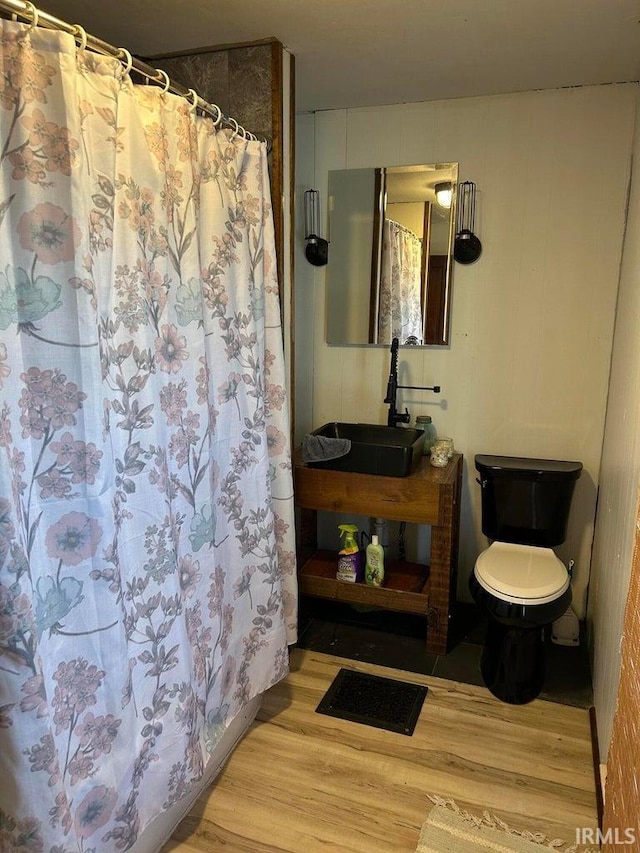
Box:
315 668 428 735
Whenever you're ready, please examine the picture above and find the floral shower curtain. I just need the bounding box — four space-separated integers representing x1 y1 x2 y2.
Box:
377 218 423 344
0 19 297 852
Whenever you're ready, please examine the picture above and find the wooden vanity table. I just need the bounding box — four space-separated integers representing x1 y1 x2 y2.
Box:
294 452 463 655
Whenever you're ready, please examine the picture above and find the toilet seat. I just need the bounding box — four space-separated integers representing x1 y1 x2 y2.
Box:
474 541 569 606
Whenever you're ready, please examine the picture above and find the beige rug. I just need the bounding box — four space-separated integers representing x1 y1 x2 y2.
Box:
417 796 598 853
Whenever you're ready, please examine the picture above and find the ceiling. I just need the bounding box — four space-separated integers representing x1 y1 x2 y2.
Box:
36 0 640 112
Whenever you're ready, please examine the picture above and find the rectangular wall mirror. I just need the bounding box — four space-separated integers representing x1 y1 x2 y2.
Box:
326 163 458 347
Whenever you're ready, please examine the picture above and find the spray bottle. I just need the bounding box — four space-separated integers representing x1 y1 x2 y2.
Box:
337 523 364 583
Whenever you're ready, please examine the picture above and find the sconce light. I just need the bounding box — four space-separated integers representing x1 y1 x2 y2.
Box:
304 189 329 266
434 181 453 209
454 180 482 264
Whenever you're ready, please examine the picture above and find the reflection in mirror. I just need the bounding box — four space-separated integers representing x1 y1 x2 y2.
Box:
326 163 458 347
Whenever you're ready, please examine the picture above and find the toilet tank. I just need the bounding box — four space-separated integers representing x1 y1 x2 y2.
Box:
475 455 583 547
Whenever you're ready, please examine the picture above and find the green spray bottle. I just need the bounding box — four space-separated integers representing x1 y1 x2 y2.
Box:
337 523 364 583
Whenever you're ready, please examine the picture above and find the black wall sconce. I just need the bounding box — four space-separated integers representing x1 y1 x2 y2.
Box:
454 180 482 265
304 189 329 266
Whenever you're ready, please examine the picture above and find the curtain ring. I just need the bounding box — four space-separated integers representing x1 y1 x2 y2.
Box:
228 117 239 139
24 1 38 28
246 131 257 141
154 68 170 93
118 48 133 76
73 24 87 51
210 104 222 127
186 88 199 112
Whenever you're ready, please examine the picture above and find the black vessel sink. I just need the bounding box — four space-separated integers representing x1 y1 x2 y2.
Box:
308 422 425 477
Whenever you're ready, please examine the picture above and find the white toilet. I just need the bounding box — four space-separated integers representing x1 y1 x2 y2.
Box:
470 454 582 704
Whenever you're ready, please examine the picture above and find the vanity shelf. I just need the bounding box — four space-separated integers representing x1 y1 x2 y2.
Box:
294 451 463 655
298 550 430 614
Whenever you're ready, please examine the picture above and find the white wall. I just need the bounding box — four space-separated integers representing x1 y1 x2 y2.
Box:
295 84 637 615
589 96 640 757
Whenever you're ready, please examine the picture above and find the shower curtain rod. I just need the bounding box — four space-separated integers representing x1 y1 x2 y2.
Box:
0 0 265 143
386 218 420 240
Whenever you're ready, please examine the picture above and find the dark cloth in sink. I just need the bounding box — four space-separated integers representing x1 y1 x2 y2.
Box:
303 434 352 463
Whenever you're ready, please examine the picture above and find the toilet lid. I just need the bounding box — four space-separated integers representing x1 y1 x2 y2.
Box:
475 541 569 605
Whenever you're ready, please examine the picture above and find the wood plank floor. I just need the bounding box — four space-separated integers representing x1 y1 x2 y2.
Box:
162 648 598 852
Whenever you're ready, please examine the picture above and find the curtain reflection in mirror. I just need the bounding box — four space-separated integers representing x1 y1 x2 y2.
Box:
378 219 423 344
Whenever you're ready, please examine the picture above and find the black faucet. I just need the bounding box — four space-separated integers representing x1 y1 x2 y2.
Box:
384 337 441 427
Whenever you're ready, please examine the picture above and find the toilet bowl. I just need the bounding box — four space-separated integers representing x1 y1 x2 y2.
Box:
471 542 572 704
471 454 582 704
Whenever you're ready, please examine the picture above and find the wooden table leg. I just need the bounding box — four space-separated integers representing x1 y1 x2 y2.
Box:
426 476 461 655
